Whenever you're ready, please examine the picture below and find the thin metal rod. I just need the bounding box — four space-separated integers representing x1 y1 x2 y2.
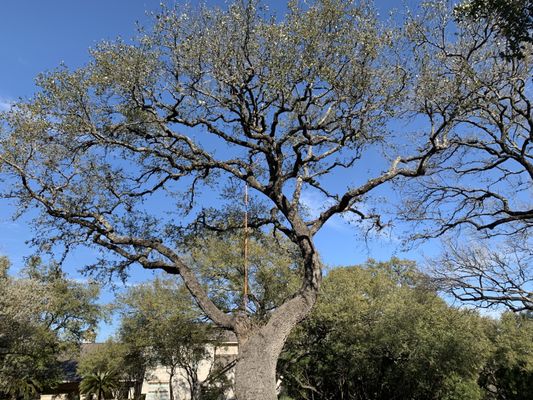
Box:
243 183 249 310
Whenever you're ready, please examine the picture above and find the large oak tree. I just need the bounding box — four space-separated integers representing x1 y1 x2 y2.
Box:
0 1 523 398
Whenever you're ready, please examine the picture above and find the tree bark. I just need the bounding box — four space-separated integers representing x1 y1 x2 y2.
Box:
191 381 202 400
133 378 144 400
233 293 317 400
234 333 280 400
168 368 175 400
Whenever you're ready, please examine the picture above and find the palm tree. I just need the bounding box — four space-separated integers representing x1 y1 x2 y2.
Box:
80 370 119 400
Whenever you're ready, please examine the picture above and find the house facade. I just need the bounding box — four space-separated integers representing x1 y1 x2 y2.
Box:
40 333 238 400
143 333 238 400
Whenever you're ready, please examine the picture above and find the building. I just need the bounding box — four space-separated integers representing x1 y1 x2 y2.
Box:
40 332 238 400
143 331 238 400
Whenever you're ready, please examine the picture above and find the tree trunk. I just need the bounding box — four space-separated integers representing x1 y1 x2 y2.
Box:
127 365 146 400
234 333 280 400
168 368 175 400
191 381 202 400
133 376 144 400
233 293 317 400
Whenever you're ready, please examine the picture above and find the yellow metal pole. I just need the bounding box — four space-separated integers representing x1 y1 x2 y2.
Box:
243 183 249 311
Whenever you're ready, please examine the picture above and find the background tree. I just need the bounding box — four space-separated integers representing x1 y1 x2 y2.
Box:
455 0 533 59
77 340 134 400
402 1 532 311
0 1 516 398
280 259 490 400
479 312 533 400
77 323 153 400
0 256 100 399
112 326 153 400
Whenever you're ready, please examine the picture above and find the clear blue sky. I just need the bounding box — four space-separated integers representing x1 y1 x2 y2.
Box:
0 0 441 339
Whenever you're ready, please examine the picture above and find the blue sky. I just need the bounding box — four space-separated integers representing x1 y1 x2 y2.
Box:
0 1 163 272
0 0 442 339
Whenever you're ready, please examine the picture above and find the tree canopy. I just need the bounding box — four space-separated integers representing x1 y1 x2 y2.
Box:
280 259 533 400
280 259 490 400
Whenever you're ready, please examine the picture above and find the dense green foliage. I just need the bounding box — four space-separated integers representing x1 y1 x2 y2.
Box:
0 257 100 399
280 259 533 400
480 313 533 399
1 251 531 400
455 0 532 58
184 230 302 317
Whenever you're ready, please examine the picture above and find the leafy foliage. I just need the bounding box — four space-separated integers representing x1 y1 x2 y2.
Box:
0 257 100 399
480 313 533 399
455 0 533 59
280 259 490 400
185 229 302 317
79 369 120 400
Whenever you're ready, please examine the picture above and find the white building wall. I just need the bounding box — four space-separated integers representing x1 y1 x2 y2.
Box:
142 341 238 400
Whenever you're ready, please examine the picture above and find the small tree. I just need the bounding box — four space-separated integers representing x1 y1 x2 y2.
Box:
0 257 100 399
80 370 120 400
77 340 134 400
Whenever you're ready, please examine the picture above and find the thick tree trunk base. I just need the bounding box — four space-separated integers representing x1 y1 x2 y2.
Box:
233 293 318 400
234 333 279 400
